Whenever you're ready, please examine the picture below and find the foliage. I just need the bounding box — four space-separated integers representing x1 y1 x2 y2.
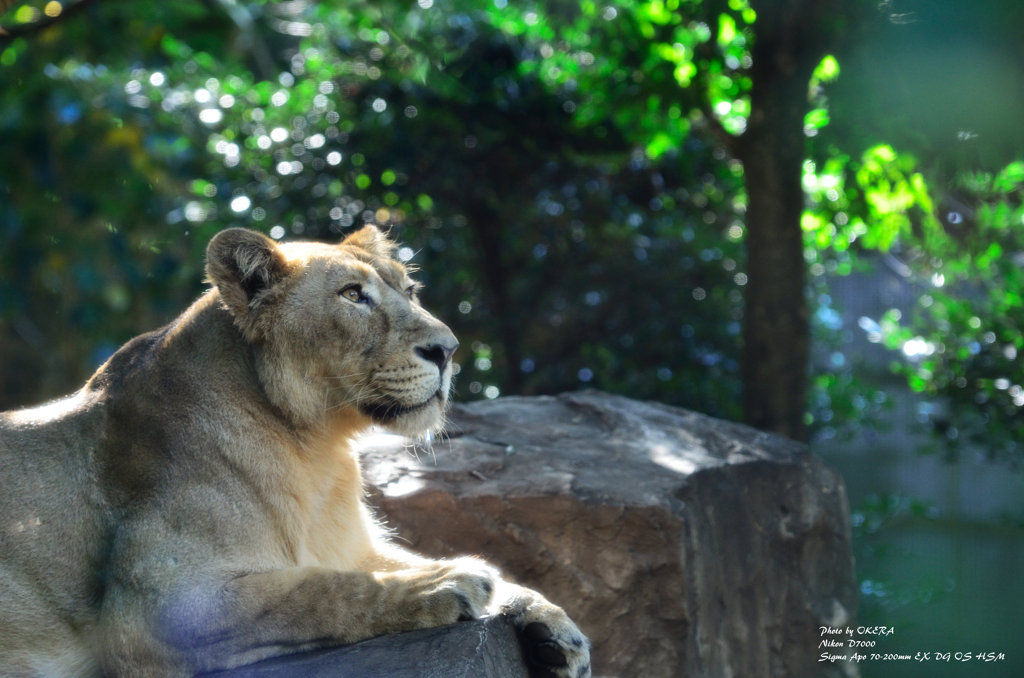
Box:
1 0 1022 457
877 164 1024 462
804 116 1024 459
0 0 751 418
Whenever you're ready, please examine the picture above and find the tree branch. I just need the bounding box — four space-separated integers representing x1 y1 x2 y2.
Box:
199 0 278 81
694 102 739 155
690 14 741 156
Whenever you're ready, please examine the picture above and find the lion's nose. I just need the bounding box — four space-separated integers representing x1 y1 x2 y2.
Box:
415 341 458 371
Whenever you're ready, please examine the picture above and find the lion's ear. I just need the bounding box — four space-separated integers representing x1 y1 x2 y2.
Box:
206 228 292 337
342 225 397 259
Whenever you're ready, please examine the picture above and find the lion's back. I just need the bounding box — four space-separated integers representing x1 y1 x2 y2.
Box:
0 391 111 675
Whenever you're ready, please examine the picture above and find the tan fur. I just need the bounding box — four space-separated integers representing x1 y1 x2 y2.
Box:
0 227 589 678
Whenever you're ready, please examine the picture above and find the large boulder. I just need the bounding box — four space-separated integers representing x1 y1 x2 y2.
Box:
360 391 858 678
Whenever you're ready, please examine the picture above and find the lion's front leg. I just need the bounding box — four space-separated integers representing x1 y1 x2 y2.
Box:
496 582 592 678
134 559 496 674
231 559 497 640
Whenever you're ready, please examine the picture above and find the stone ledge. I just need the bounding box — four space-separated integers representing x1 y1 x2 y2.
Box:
361 391 859 678
201 615 528 678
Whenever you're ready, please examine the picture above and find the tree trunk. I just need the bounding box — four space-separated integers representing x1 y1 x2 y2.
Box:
736 0 827 441
738 97 809 440
464 199 525 394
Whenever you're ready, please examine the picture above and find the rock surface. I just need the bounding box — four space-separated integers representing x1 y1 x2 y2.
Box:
359 391 859 678
202 615 528 678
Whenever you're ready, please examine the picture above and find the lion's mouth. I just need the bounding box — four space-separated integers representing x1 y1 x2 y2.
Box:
360 390 443 423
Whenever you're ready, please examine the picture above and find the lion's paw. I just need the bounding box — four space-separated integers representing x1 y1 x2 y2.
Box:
437 557 497 622
512 605 591 678
410 557 497 626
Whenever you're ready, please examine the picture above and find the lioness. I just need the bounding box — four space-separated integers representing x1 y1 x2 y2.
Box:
0 227 590 677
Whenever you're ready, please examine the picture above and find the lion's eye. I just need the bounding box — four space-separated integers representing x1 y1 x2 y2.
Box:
404 285 417 299
340 285 367 304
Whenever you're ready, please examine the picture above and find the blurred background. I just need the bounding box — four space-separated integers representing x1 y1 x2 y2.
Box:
1 0 1022 675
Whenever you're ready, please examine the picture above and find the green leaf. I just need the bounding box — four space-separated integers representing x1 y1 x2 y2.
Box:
645 131 676 159
812 54 840 84
994 161 1024 193
718 14 737 47
161 34 192 59
805 107 830 130
674 62 696 86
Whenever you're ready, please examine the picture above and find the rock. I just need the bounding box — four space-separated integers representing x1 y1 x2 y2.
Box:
201 615 528 677
360 391 859 678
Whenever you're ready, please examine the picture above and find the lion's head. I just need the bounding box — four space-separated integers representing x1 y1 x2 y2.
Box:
205 226 457 436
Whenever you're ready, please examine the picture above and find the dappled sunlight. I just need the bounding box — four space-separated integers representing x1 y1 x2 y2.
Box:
647 442 699 476
4 389 91 426
0 0 1020 448
352 428 430 498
